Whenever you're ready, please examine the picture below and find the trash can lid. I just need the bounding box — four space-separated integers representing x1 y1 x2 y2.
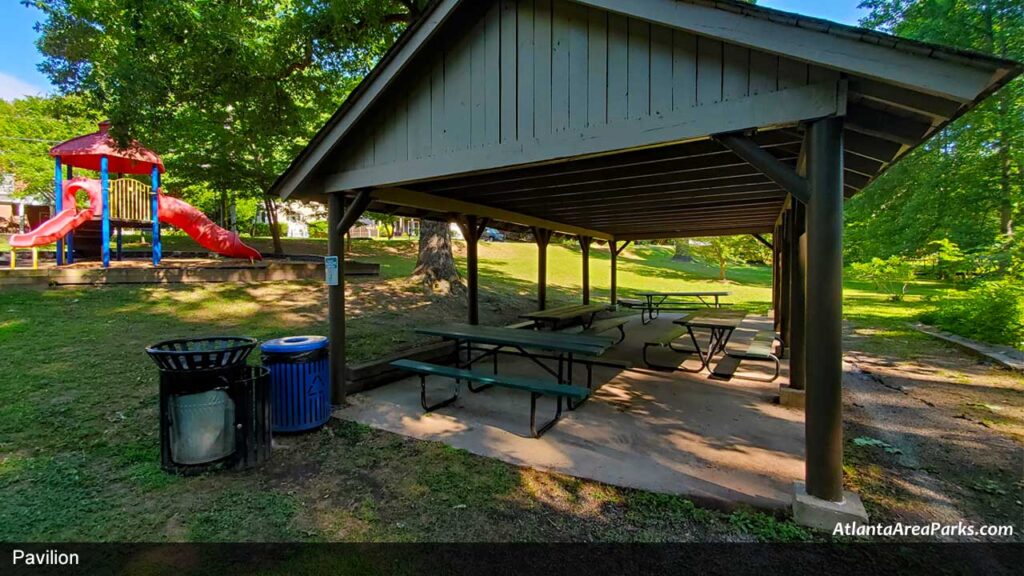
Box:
261 335 328 353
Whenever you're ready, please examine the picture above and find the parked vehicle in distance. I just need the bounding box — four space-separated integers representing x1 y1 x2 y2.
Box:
482 227 505 242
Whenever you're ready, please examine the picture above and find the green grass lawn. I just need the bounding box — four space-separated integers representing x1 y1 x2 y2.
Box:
0 235 993 544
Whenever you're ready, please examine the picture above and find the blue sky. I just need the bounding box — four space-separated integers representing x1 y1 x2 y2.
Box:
0 0 869 101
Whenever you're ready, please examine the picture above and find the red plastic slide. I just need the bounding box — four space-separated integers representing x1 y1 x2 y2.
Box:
158 194 262 260
9 208 95 248
8 176 260 260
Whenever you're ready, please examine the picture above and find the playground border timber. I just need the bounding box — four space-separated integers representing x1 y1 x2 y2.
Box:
0 259 378 288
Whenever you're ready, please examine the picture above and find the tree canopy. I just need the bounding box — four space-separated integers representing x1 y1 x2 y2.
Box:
24 0 429 250
846 0 1022 261
0 95 100 200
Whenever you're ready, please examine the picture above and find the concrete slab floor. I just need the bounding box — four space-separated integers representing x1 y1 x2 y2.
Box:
336 313 805 512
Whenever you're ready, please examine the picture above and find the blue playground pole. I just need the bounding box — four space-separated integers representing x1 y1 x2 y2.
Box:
65 165 74 264
101 155 110 268
54 157 63 265
151 165 161 266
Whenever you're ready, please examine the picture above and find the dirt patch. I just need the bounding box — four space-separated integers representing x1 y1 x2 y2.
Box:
842 328 1024 540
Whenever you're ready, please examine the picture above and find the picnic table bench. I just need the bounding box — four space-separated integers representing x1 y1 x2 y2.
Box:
390 359 588 437
642 311 745 372
561 316 631 344
623 291 731 324
520 303 612 330
711 331 782 382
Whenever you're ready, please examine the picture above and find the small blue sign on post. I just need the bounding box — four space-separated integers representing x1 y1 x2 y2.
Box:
324 256 339 286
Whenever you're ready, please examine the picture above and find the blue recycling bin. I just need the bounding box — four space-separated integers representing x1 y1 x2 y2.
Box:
260 336 331 433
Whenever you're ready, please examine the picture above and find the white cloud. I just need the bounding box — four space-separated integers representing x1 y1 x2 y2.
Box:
0 72 46 101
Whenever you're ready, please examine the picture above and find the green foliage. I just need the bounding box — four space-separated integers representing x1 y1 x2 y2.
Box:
850 257 917 302
852 436 903 455
846 1 1022 262
625 491 717 524
685 235 770 280
727 509 812 542
0 95 101 199
367 211 399 238
921 281 1024 347
252 222 288 238
925 239 968 280
187 489 303 542
25 0 428 215
308 220 329 238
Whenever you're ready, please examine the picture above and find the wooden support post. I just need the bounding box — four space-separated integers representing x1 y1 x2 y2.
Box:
456 215 490 325
578 235 593 304
610 242 618 307
610 240 631 307
780 209 792 346
32 248 39 270
9 250 14 269
327 193 347 405
532 227 552 310
772 217 784 334
790 203 807 390
805 116 844 503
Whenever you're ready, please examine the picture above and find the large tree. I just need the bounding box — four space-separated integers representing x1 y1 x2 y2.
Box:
0 95 100 200
412 220 463 295
846 0 1023 261
25 0 430 254
684 235 769 281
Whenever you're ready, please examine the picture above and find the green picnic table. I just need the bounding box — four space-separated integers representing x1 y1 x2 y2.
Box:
519 303 612 330
642 310 745 372
625 291 731 324
673 311 745 372
415 322 614 389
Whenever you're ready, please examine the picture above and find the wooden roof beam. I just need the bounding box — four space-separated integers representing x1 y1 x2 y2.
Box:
714 133 810 204
845 104 933 147
370 187 612 240
614 226 776 242
326 82 842 192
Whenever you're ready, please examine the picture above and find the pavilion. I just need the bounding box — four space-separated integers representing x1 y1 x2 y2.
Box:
269 0 1021 526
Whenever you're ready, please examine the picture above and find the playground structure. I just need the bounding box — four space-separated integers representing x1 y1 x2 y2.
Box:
8 121 260 268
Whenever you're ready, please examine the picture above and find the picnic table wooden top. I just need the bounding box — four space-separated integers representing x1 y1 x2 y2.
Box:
519 303 611 322
673 311 745 329
634 291 731 297
416 323 613 356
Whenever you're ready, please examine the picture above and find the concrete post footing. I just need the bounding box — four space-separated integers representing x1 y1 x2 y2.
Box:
792 482 868 531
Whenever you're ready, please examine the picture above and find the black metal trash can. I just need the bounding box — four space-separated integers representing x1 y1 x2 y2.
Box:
261 336 331 433
146 337 271 474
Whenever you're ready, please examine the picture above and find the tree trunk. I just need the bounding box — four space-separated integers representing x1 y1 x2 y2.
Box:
673 239 691 261
719 260 727 281
412 219 464 295
263 196 284 255
997 97 1013 237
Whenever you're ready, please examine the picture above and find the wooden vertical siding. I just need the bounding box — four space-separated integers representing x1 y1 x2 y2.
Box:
337 0 831 173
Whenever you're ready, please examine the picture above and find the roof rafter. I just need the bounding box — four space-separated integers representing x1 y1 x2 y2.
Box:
369 187 613 240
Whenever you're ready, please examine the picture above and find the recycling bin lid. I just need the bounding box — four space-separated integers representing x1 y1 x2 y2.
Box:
261 335 328 354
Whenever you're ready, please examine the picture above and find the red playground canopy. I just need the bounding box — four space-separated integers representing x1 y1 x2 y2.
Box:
50 120 165 175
